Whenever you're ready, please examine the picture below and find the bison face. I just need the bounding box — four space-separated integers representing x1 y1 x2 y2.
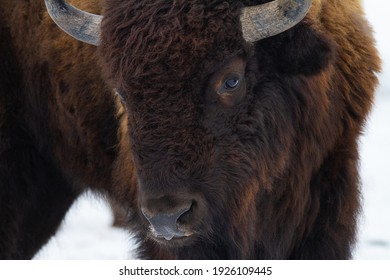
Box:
46 0 330 257
98 0 298 251
126 52 257 246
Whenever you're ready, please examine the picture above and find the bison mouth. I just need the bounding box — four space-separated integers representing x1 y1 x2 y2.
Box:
147 225 197 247
150 232 195 246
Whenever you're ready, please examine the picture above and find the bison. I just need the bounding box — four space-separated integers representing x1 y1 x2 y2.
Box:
0 0 381 259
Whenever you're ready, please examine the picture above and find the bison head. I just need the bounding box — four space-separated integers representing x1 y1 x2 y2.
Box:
46 0 338 258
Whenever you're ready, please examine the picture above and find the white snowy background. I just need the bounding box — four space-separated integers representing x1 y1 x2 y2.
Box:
34 0 390 260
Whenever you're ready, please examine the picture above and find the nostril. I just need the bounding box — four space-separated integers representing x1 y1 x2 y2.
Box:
176 204 191 218
176 201 195 224
140 207 153 220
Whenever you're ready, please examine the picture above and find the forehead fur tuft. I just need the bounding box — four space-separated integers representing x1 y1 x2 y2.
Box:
100 0 246 93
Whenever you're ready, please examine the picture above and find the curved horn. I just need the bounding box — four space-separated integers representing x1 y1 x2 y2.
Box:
44 0 103 46
240 0 313 42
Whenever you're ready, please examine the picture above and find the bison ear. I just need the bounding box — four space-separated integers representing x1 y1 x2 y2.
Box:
256 22 335 76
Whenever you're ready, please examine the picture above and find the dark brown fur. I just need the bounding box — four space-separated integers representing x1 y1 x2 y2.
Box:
0 0 381 259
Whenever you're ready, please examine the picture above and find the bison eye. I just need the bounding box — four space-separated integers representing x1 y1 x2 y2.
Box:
206 55 247 106
224 78 240 90
214 73 246 106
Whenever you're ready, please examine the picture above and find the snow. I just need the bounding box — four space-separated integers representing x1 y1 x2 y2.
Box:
34 0 390 260
354 96 390 259
33 193 133 259
354 0 390 259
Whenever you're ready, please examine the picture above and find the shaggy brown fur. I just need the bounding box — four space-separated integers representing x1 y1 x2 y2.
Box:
0 0 380 259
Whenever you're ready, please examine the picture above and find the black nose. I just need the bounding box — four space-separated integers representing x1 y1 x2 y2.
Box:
142 205 192 240
141 197 193 240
